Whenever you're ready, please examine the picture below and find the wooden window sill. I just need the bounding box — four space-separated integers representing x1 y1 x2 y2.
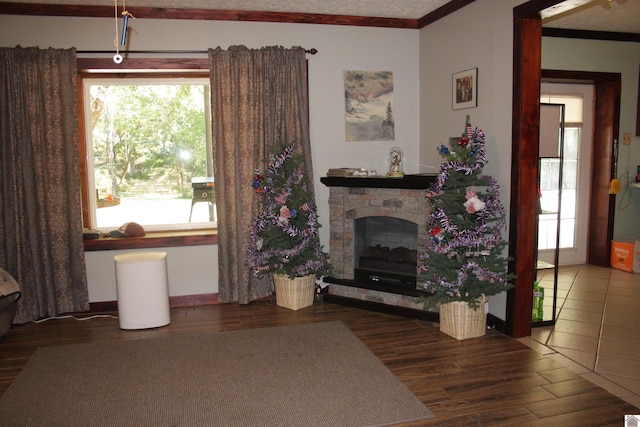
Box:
84 230 218 251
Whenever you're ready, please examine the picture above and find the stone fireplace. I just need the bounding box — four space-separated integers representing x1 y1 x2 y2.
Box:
320 175 436 313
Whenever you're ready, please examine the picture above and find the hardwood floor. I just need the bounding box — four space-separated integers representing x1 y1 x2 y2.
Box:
0 300 637 425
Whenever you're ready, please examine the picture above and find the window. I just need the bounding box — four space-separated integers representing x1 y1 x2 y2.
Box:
82 76 216 232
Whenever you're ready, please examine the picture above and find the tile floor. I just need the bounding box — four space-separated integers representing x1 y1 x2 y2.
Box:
518 264 640 410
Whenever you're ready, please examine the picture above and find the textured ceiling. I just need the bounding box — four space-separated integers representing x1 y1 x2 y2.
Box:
542 0 640 33
3 0 639 33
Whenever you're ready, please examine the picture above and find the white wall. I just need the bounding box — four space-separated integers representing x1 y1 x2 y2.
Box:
419 0 527 319
542 37 640 241
0 15 420 301
85 246 217 302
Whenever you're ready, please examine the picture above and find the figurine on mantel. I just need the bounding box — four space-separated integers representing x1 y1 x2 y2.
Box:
387 146 404 177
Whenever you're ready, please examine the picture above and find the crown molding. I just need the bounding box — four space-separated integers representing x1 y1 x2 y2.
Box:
0 1 479 29
0 2 419 29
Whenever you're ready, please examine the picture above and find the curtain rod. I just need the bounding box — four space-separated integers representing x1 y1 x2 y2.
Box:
77 49 318 55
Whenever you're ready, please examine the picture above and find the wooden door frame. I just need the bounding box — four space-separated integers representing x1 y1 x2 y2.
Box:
541 70 620 267
507 1 619 337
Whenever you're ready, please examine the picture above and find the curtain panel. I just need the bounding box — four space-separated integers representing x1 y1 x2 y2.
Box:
209 45 314 304
0 46 89 323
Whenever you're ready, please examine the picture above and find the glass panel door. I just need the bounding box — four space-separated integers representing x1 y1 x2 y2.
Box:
534 103 564 326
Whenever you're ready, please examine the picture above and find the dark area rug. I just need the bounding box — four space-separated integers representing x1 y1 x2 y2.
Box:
0 321 434 426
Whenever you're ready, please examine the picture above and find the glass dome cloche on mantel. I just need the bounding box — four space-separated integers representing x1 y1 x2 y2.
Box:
387 146 404 177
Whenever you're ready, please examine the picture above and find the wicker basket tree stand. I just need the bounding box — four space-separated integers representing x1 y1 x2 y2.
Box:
438 296 488 340
273 274 316 311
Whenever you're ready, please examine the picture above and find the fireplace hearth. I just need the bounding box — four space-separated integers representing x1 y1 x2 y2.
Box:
320 175 436 314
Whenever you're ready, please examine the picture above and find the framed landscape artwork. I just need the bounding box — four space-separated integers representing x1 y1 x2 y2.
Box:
344 70 395 141
452 68 477 110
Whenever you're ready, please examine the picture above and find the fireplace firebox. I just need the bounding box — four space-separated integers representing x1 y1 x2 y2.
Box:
354 216 418 290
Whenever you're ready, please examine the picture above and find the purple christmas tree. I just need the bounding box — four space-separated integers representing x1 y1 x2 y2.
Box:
246 144 331 279
419 117 513 308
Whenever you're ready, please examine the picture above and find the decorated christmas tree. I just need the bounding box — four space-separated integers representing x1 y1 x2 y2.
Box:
246 144 331 279
419 117 513 309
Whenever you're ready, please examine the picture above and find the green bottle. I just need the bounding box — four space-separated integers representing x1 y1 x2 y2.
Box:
532 281 544 322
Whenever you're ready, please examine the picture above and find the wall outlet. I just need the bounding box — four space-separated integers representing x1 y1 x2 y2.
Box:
623 132 632 145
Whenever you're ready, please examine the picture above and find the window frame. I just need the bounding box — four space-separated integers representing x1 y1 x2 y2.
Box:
78 57 217 250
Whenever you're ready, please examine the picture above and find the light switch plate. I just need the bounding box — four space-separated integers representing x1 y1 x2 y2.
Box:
624 133 632 145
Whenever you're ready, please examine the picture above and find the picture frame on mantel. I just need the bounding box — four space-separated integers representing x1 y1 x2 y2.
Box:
452 68 477 110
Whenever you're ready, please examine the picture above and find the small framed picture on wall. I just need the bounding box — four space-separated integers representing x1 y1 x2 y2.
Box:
452 68 478 110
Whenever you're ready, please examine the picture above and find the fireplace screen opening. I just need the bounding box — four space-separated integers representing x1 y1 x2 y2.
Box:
354 216 418 290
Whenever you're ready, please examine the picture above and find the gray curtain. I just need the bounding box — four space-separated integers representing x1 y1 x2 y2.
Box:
0 46 89 323
209 45 314 304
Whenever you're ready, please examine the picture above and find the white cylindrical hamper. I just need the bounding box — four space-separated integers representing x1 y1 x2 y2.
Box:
114 251 170 330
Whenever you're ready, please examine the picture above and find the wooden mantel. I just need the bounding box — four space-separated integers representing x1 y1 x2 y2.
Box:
320 174 437 190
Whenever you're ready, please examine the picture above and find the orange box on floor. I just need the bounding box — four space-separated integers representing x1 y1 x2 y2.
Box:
610 239 640 273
